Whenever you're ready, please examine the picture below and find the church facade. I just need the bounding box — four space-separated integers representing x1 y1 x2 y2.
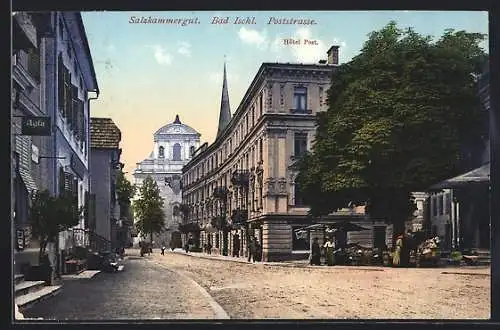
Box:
132 115 200 247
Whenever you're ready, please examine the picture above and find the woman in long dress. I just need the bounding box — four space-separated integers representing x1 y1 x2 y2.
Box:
324 237 335 266
393 234 403 267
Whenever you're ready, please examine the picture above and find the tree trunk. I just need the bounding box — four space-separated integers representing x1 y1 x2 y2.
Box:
38 238 48 264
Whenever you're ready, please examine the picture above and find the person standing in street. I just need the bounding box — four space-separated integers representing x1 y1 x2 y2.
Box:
247 236 256 262
161 244 166 255
393 234 403 267
310 237 321 265
324 237 335 266
233 234 240 257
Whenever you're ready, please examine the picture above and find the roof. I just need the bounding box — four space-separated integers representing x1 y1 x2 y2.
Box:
90 117 121 149
154 115 200 137
216 62 232 137
429 163 490 190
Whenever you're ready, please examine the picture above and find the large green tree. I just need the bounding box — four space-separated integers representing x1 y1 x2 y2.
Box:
297 21 487 235
29 190 81 263
116 168 136 209
133 175 165 243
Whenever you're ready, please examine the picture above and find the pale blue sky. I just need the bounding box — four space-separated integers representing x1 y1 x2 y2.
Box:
80 11 489 177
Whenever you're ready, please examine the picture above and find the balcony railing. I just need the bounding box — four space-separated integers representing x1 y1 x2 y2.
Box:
68 228 112 253
231 170 250 187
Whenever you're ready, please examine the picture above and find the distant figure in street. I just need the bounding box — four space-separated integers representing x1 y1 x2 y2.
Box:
247 237 256 262
393 234 403 267
310 237 321 265
207 241 212 255
233 234 240 257
323 237 335 266
254 239 262 261
161 245 166 255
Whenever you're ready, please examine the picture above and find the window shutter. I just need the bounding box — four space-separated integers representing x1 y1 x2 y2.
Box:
65 71 72 121
58 54 65 115
59 167 65 196
89 193 96 231
84 191 89 228
64 172 73 193
78 100 85 141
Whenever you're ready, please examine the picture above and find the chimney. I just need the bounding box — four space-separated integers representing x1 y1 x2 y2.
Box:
327 45 339 65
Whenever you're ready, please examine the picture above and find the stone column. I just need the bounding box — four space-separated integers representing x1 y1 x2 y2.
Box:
262 219 293 261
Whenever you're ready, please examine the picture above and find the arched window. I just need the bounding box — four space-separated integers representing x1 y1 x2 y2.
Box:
158 146 165 158
189 146 195 156
173 143 182 161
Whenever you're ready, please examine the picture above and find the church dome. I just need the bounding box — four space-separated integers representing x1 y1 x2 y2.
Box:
154 115 200 138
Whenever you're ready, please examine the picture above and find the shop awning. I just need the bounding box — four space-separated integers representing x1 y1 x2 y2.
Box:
18 167 38 196
295 222 369 233
429 163 490 190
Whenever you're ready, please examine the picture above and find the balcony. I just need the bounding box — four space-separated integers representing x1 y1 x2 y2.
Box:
231 170 250 187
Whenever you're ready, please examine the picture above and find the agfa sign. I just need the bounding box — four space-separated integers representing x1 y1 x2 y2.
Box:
21 116 51 136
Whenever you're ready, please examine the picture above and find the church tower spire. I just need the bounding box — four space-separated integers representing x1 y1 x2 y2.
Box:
216 58 232 138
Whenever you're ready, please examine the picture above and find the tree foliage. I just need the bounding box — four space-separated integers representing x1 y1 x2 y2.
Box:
116 169 136 207
133 176 165 242
297 21 487 233
29 190 81 261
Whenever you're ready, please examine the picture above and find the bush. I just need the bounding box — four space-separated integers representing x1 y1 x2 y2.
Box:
451 251 462 261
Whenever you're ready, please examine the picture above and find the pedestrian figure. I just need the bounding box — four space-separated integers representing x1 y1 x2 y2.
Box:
254 239 262 262
324 237 335 266
247 237 256 262
393 234 403 267
310 237 321 265
233 234 240 257
161 245 166 255
207 241 212 255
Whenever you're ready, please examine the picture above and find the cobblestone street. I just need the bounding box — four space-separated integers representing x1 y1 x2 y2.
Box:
21 249 490 320
152 250 490 319
23 254 219 320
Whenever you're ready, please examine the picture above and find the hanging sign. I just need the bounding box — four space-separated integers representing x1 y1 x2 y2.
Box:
21 116 51 136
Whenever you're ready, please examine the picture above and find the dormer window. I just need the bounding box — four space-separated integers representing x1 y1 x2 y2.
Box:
158 146 165 158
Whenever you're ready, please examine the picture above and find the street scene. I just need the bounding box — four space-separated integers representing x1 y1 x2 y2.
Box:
12 10 491 320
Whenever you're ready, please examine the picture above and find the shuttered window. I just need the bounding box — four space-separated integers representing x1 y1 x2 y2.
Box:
64 70 72 121
58 54 65 116
27 47 40 82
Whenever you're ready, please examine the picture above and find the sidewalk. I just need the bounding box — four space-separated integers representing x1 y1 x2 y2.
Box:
167 249 491 275
167 249 387 271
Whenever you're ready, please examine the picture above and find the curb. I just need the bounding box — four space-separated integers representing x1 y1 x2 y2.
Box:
170 251 386 271
441 271 490 277
150 259 230 319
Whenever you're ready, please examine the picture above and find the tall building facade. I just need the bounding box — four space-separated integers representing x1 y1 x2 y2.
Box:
90 118 122 250
133 115 201 246
12 12 99 271
182 47 348 261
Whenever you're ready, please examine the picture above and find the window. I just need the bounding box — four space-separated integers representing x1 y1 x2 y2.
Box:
445 193 451 214
70 85 79 132
259 139 263 161
27 47 40 82
259 93 263 116
245 115 249 133
294 132 308 158
190 146 195 156
293 86 307 111
438 194 444 215
251 106 255 125
173 143 181 161
294 181 305 206
432 196 438 216
158 146 165 158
